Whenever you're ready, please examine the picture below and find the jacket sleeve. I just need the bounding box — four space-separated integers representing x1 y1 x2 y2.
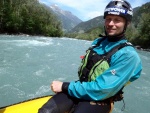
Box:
67 47 142 101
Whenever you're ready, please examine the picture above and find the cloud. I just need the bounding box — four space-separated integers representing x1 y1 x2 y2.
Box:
46 0 106 8
130 0 149 7
39 0 108 20
86 11 102 20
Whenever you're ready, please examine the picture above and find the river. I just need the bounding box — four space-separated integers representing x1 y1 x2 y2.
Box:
0 35 149 113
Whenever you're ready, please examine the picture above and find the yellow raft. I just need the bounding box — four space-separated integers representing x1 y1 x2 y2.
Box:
0 95 52 113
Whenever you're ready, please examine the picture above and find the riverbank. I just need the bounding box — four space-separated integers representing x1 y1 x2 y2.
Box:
1 33 150 52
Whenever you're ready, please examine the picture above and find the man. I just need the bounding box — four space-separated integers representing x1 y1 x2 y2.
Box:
38 0 142 113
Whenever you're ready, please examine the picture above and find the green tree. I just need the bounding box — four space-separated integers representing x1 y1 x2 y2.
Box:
0 0 63 37
137 13 150 48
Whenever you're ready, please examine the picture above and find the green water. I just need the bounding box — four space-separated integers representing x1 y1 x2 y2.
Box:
0 35 149 113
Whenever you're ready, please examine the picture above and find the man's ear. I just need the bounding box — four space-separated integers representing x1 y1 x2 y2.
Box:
127 22 131 26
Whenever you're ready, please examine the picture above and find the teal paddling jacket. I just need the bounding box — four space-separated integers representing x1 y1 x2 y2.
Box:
62 37 142 101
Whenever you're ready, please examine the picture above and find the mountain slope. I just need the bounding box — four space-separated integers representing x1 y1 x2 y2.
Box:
132 2 150 27
49 4 82 32
70 16 104 33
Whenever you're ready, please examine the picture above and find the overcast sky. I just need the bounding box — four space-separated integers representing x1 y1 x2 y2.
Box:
39 0 150 21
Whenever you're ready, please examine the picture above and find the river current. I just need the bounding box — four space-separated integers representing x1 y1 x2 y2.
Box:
0 35 149 113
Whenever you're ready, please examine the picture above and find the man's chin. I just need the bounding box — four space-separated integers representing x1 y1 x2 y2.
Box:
107 33 116 37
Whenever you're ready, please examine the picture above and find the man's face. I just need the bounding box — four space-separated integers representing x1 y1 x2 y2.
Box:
105 15 126 36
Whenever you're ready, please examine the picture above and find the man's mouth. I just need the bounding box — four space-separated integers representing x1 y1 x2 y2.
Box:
107 28 116 32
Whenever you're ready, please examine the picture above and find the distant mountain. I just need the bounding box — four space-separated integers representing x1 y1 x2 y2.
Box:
70 16 104 33
49 4 82 32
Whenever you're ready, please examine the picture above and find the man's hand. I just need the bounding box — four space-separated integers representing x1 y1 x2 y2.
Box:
50 81 63 93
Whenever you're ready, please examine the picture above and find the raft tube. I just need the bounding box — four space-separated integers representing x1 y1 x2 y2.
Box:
0 95 52 113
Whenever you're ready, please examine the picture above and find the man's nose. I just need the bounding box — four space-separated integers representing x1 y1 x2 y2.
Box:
108 20 115 26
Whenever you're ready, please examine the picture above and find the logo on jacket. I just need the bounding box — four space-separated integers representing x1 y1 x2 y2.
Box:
111 69 116 75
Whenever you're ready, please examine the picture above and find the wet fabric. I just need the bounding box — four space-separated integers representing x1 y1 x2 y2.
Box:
38 92 111 113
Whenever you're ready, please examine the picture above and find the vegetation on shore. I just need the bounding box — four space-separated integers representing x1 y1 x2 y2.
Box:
0 0 63 37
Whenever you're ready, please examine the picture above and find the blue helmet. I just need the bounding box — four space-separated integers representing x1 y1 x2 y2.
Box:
104 0 133 22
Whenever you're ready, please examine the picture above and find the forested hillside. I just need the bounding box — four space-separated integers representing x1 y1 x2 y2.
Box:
130 2 150 49
0 0 63 37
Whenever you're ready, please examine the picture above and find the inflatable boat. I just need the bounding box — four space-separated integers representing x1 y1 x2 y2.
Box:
0 95 52 113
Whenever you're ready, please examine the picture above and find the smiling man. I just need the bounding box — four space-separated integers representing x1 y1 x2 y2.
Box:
38 1 142 113
105 15 126 36
104 0 133 39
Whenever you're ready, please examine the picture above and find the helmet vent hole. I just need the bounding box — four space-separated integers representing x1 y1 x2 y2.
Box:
122 5 128 9
115 1 118 5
